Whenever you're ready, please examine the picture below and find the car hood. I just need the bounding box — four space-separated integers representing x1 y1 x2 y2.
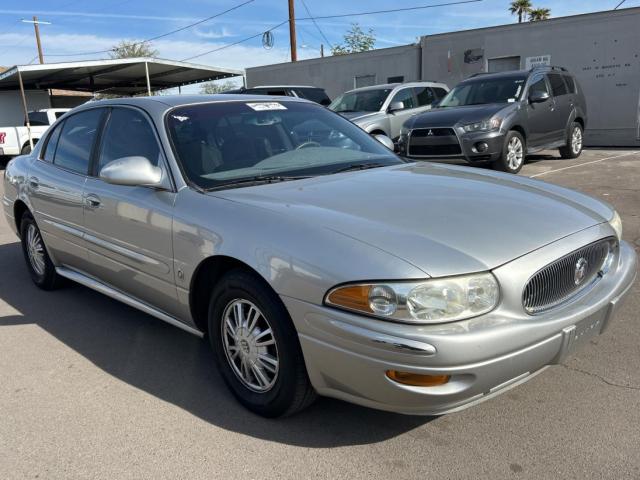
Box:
407 103 509 129
337 111 381 122
212 163 612 277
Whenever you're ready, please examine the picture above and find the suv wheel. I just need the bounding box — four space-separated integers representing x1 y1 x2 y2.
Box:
20 212 61 290
493 131 525 174
208 269 316 417
559 122 583 159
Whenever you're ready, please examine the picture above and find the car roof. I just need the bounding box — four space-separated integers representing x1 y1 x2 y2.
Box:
461 70 530 83
251 85 323 89
72 94 312 109
345 81 447 94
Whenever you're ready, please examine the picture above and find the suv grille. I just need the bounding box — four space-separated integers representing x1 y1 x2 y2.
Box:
408 144 462 156
522 238 616 314
410 128 456 137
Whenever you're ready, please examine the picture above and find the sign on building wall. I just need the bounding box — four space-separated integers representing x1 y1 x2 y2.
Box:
525 55 551 70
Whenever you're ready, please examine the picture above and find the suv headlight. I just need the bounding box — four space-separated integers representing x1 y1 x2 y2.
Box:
462 117 501 133
325 273 500 324
609 210 622 240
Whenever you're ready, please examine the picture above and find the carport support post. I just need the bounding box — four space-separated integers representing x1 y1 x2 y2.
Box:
17 69 33 150
145 61 151 96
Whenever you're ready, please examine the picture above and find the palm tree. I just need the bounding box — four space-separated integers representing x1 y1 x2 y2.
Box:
509 0 532 23
529 7 551 21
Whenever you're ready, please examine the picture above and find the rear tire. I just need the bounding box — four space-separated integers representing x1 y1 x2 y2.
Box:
208 269 316 417
20 212 61 290
492 131 525 174
20 144 32 155
559 122 583 159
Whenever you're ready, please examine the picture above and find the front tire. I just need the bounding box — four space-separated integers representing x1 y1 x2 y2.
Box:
208 269 316 417
493 131 525 174
20 212 61 290
559 122 583 159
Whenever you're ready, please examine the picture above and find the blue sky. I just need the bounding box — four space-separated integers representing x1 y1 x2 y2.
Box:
0 0 636 76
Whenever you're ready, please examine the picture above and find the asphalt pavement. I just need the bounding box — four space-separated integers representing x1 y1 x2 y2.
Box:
0 149 638 479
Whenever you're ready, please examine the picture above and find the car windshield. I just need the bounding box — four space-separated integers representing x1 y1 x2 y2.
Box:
166 101 401 190
438 76 527 107
329 88 392 113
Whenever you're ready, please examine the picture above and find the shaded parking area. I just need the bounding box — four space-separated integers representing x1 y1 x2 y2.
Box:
0 149 638 479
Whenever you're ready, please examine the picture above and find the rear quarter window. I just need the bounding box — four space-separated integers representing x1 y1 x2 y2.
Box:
432 87 448 100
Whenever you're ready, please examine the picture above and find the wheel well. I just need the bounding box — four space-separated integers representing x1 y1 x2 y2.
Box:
510 125 526 141
13 200 29 235
21 138 39 151
369 129 386 136
189 255 264 333
574 117 584 130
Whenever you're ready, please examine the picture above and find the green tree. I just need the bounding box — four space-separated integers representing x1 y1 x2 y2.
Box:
199 80 240 94
330 23 375 55
529 7 551 21
109 40 158 59
509 0 532 23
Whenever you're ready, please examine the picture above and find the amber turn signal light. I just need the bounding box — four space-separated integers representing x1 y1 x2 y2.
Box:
386 370 450 387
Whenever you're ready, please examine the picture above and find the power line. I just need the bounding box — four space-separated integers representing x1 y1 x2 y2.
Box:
181 20 290 61
299 0 333 49
45 0 255 57
295 0 482 20
614 0 627 8
183 0 481 62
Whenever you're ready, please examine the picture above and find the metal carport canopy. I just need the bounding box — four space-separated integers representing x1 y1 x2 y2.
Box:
0 57 243 95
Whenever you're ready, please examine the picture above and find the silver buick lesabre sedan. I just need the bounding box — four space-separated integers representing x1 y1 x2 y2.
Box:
2 95 636 418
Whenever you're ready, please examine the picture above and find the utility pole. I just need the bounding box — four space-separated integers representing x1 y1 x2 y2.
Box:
21 17 50 64
288 0 297 62
320 44 324 58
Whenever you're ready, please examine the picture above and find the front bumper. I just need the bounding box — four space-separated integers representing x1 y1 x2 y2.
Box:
401 127 506 163
283 238 637 415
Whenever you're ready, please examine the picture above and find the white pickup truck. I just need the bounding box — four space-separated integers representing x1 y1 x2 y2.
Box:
0 108 70 157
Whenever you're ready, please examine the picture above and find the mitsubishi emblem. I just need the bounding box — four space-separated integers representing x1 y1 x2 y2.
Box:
427 129 434 136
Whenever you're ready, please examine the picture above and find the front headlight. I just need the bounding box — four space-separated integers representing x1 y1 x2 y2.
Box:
462 117 501 133
325 273 500 324
609 210 622 240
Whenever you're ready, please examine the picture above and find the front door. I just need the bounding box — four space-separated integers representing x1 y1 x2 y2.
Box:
387 87 420 139
27 108 105 272
81 106 179 318
525 75 556 148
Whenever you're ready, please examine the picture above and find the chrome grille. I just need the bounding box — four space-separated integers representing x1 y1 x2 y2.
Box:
523 238 616 314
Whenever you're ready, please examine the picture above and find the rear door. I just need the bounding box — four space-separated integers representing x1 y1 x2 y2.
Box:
27 107 106 271
81 106 180 317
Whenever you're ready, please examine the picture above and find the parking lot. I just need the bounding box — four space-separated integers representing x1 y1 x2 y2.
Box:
0 148 638 479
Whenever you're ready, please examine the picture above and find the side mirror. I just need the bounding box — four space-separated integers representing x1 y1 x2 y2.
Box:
529 91 550 104
99 156 164 187
388 101 404 113
374 134 395 151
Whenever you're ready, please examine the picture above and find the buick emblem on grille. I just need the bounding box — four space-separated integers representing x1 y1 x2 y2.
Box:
574 257 588 285
427 129 434 136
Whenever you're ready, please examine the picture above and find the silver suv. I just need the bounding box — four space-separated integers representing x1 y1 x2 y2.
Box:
329 81 449 141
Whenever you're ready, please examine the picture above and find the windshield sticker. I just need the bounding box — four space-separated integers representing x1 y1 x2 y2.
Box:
246 102 287 111
508 98 516 103
171 115 189 122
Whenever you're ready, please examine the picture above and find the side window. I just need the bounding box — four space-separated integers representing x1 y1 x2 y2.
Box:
413 87 435 106
547 73 568 96
27 112 49 126
563 75 576 94
98 108 161 174
432 87 448 100
390 88 416 110
42 121 64 163
54 109 104 175
528 76 549 97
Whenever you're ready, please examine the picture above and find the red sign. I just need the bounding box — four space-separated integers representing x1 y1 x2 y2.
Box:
0 132 6 144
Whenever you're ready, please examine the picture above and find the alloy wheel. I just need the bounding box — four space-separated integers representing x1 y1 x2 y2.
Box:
507 137 524 170
26 224 46 276
571 127 583 154
221 299 279 392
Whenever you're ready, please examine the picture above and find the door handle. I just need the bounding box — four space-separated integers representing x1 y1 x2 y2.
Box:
28 177 39 189
84 194 101 209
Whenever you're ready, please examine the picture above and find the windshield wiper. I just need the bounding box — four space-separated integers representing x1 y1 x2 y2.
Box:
335 109 358 113
333 162 386 174
206 175 312 191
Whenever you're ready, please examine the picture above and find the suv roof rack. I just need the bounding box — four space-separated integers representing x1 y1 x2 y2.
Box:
529 65 568 72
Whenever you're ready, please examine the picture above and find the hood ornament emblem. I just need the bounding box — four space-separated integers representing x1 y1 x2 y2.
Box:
574 257 588 285
427 129 434 136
